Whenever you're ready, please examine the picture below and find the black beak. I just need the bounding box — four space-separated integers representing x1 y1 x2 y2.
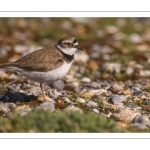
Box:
75 45 84 51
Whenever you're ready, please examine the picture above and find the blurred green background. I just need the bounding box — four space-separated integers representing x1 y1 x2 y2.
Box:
1 18 150 81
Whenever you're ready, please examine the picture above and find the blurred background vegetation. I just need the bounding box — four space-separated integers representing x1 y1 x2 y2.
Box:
1 18 150 80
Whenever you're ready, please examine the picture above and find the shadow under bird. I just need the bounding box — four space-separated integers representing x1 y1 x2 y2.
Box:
0 36 83 101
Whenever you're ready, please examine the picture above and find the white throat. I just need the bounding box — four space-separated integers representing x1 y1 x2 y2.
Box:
57 44 77 56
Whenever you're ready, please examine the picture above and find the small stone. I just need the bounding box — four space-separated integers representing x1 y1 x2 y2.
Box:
8 84 21 92
126 102 136 108
4 103 16 111
87 60 99 71
133 122 148 129
89 89 108 96
110 109 141 123
123 89 132 95
17 108 32 116
131 88 142 95
144 70 150 76
0 70 8 79
102 63 122 73
39 101 55 112
129 33 143 43
126 67 134 75
26 86 42 96
15 105 27 111
81 77 91 83
62 97 72 105
87 101 98 107
48 89 63 99
105 26 119 34
111 84 124 93
109 94 128 104
143 105 150 111
133 115 150 126
64 106 83 113
50 80 65 90
14 44 27 53
0 47 8 57
76 97 86 104
65 74 76 83
82 91 94 98
92 108 99 114
74 51 89 63
9 74 18 80
90 82 101 88
0 103 10 115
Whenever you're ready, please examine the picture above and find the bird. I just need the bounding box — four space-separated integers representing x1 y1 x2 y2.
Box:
0 36 83 101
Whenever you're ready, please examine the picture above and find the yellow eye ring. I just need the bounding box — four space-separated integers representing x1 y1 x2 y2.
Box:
66 43 72 46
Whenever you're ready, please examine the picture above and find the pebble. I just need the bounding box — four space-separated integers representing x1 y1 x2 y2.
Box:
39 101 55 112
110 84 124 93
0 70 8 79
129 33 143 43
9 74 18 80
91 44 101 52
49 89 63 99
17 108 32 116
131 88 142 95
105 26 119 34
90 51 100 59
90 82 101 88
144 70 150 76
92 108 99 114
133 122 148 129
102 63 122 73
50 80 65 90
110 109 141 123
26 86 42 96
4 103 16 111
76 97 86 104
14 44 27 54
0 103 10 115
89 89 108 96
62 97 72 105
74 51 89 63
109 94 128 104
82 91 94 98
65 74 76 83
8 84 21 92
133 115 150 126
0 47 8 57
126 102 136 108
87 101 98 107
64 106 83 113
126 67 134 75
15 105 27 111
81 77 91 83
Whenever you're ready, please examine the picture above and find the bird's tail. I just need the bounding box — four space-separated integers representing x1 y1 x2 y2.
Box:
0 63 12 68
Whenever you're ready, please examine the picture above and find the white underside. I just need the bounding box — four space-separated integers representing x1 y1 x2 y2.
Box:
8 61 73 83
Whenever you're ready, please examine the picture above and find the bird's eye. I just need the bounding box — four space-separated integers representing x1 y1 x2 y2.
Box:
66 43 72 46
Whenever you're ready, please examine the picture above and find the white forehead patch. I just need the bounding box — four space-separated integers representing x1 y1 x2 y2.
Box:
63 40 73 43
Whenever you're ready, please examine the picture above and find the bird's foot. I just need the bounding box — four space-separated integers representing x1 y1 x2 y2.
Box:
38 94 55 103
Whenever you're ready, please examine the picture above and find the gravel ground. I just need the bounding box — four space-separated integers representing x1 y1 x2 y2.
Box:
1 18 150 132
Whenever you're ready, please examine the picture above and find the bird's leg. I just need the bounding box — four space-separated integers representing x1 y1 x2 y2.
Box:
40 83 46 101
